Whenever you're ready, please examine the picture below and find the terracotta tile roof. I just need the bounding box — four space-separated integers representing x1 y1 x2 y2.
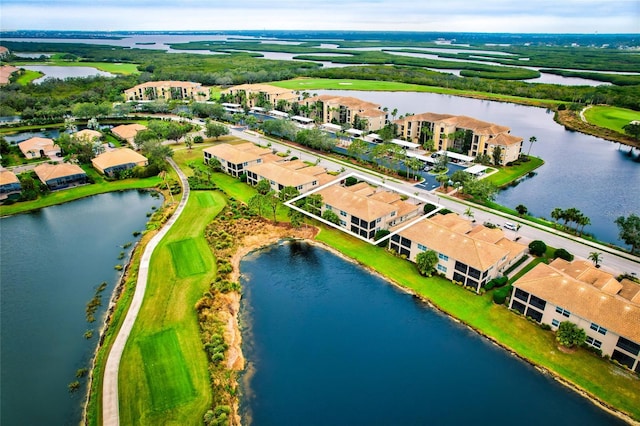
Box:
514 263 640 342
111 124 146 141
467 225 504 244
440 115 510 135
392 199 420 219
489 133 523 146
619 279 640 303
224 83 296 96
549 259 620 291
0 170 19 185
247 162 318 188
297 165 326 176
395 112 456 125
34 163 86 183
74 129 102 141
130 80 204 89
18 137 59 157
203 143 271 165
92 148 148 171
318 184 396 222
304 95 381 112
430 213 474 234
398 218 510 271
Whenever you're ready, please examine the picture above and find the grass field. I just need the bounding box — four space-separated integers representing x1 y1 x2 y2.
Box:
315 226 640 421
168 238 207 277
272 78 563 106
484 157 544 187
14 69 42 85
118 189 226 425
583 106 640 134
138 328 196 412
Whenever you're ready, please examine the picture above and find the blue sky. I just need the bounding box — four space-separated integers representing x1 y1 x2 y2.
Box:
1 0 638 33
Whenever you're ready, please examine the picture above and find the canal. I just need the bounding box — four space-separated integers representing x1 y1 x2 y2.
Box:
239 242 625 425
0 190 162 425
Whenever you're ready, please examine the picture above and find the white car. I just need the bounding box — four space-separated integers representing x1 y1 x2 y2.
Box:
504 222 517 231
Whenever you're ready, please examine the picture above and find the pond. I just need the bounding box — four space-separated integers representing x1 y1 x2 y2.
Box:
20 65 115 83
314 89 640 248
239 242 625 425
0 190 163 425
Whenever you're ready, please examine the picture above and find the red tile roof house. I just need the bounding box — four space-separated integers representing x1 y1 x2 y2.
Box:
18 137 61 160
510 259 640 372
34 163 88 190
0 169 21 200
110 124 147 147
92 148 148 177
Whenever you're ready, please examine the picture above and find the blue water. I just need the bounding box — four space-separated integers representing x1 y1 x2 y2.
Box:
239 242 625 425
0 190 163 426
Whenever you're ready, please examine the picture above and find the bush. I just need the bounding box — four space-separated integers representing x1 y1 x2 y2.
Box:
239 173 247 183
374 229 390 247
553 248 574 261
439 208 452 215
193 135 204 144
345 176 358 186
556 321 586 348
528 240 547 256
423 203 437 214
493 285 512 305
485 276 508 290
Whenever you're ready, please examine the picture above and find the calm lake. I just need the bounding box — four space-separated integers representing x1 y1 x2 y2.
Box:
239 241 625 425
315 89 640 248
0 190 162 425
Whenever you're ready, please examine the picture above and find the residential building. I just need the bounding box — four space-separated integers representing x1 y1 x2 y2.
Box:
92 148 148 177
73 129 102 142
203 142 275 177
510 259 640 371
111 124 147 146
34 163 87 190
0 169 21 199
395 113 523 164
246 160 334 194
316 181 420 239
124 81 210 102
389 214 527 292
222 84 298 109
18 137 61 159
300 95 388 132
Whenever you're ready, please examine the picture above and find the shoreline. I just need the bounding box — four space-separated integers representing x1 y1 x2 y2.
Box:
227 234 638 426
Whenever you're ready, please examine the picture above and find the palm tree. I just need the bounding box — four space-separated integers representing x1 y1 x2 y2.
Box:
527 136 537 157
588 251 602 268
464 207 475 222
551 207 563 228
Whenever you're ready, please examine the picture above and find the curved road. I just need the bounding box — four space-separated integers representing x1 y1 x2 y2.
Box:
102 158 190 426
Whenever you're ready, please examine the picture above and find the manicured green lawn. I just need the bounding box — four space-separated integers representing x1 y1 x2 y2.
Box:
484 157 544 187
118 190 226 425
168 238 207 277
584 106 640 134
14 69 42 85
271 78 563 106
315 226 640 421
138 328 196 412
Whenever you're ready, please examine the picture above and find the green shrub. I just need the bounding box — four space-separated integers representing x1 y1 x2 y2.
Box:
345 176 358 186
492 284 512 305
374 229 390 247
529 240 547 256
193 135 204 143
553 248 574 261
556 321 586 348
423 203 437 214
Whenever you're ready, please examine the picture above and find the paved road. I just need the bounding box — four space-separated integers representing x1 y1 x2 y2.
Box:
228 127 640 276
102 158 190 426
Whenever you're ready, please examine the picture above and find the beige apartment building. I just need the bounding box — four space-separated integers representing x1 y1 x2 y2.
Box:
395 113 523 164
125 81 211 102
300 95 388 132
389 214 527 293
221 84 298 109
203 142 276 178
510 259 640 372
246 160 334 194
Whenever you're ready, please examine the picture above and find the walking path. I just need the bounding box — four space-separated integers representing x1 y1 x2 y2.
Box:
102 157 190 426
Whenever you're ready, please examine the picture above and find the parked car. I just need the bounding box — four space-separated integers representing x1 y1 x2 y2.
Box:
504 222 517 231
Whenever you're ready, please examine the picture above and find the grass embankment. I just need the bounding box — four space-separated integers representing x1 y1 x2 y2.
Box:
483 156 544 187
0 170 161 217
117 189 225 425
271 78 563 108
556 109 639 148
315 226 640 421
14 69 42 85
583 106 640 134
